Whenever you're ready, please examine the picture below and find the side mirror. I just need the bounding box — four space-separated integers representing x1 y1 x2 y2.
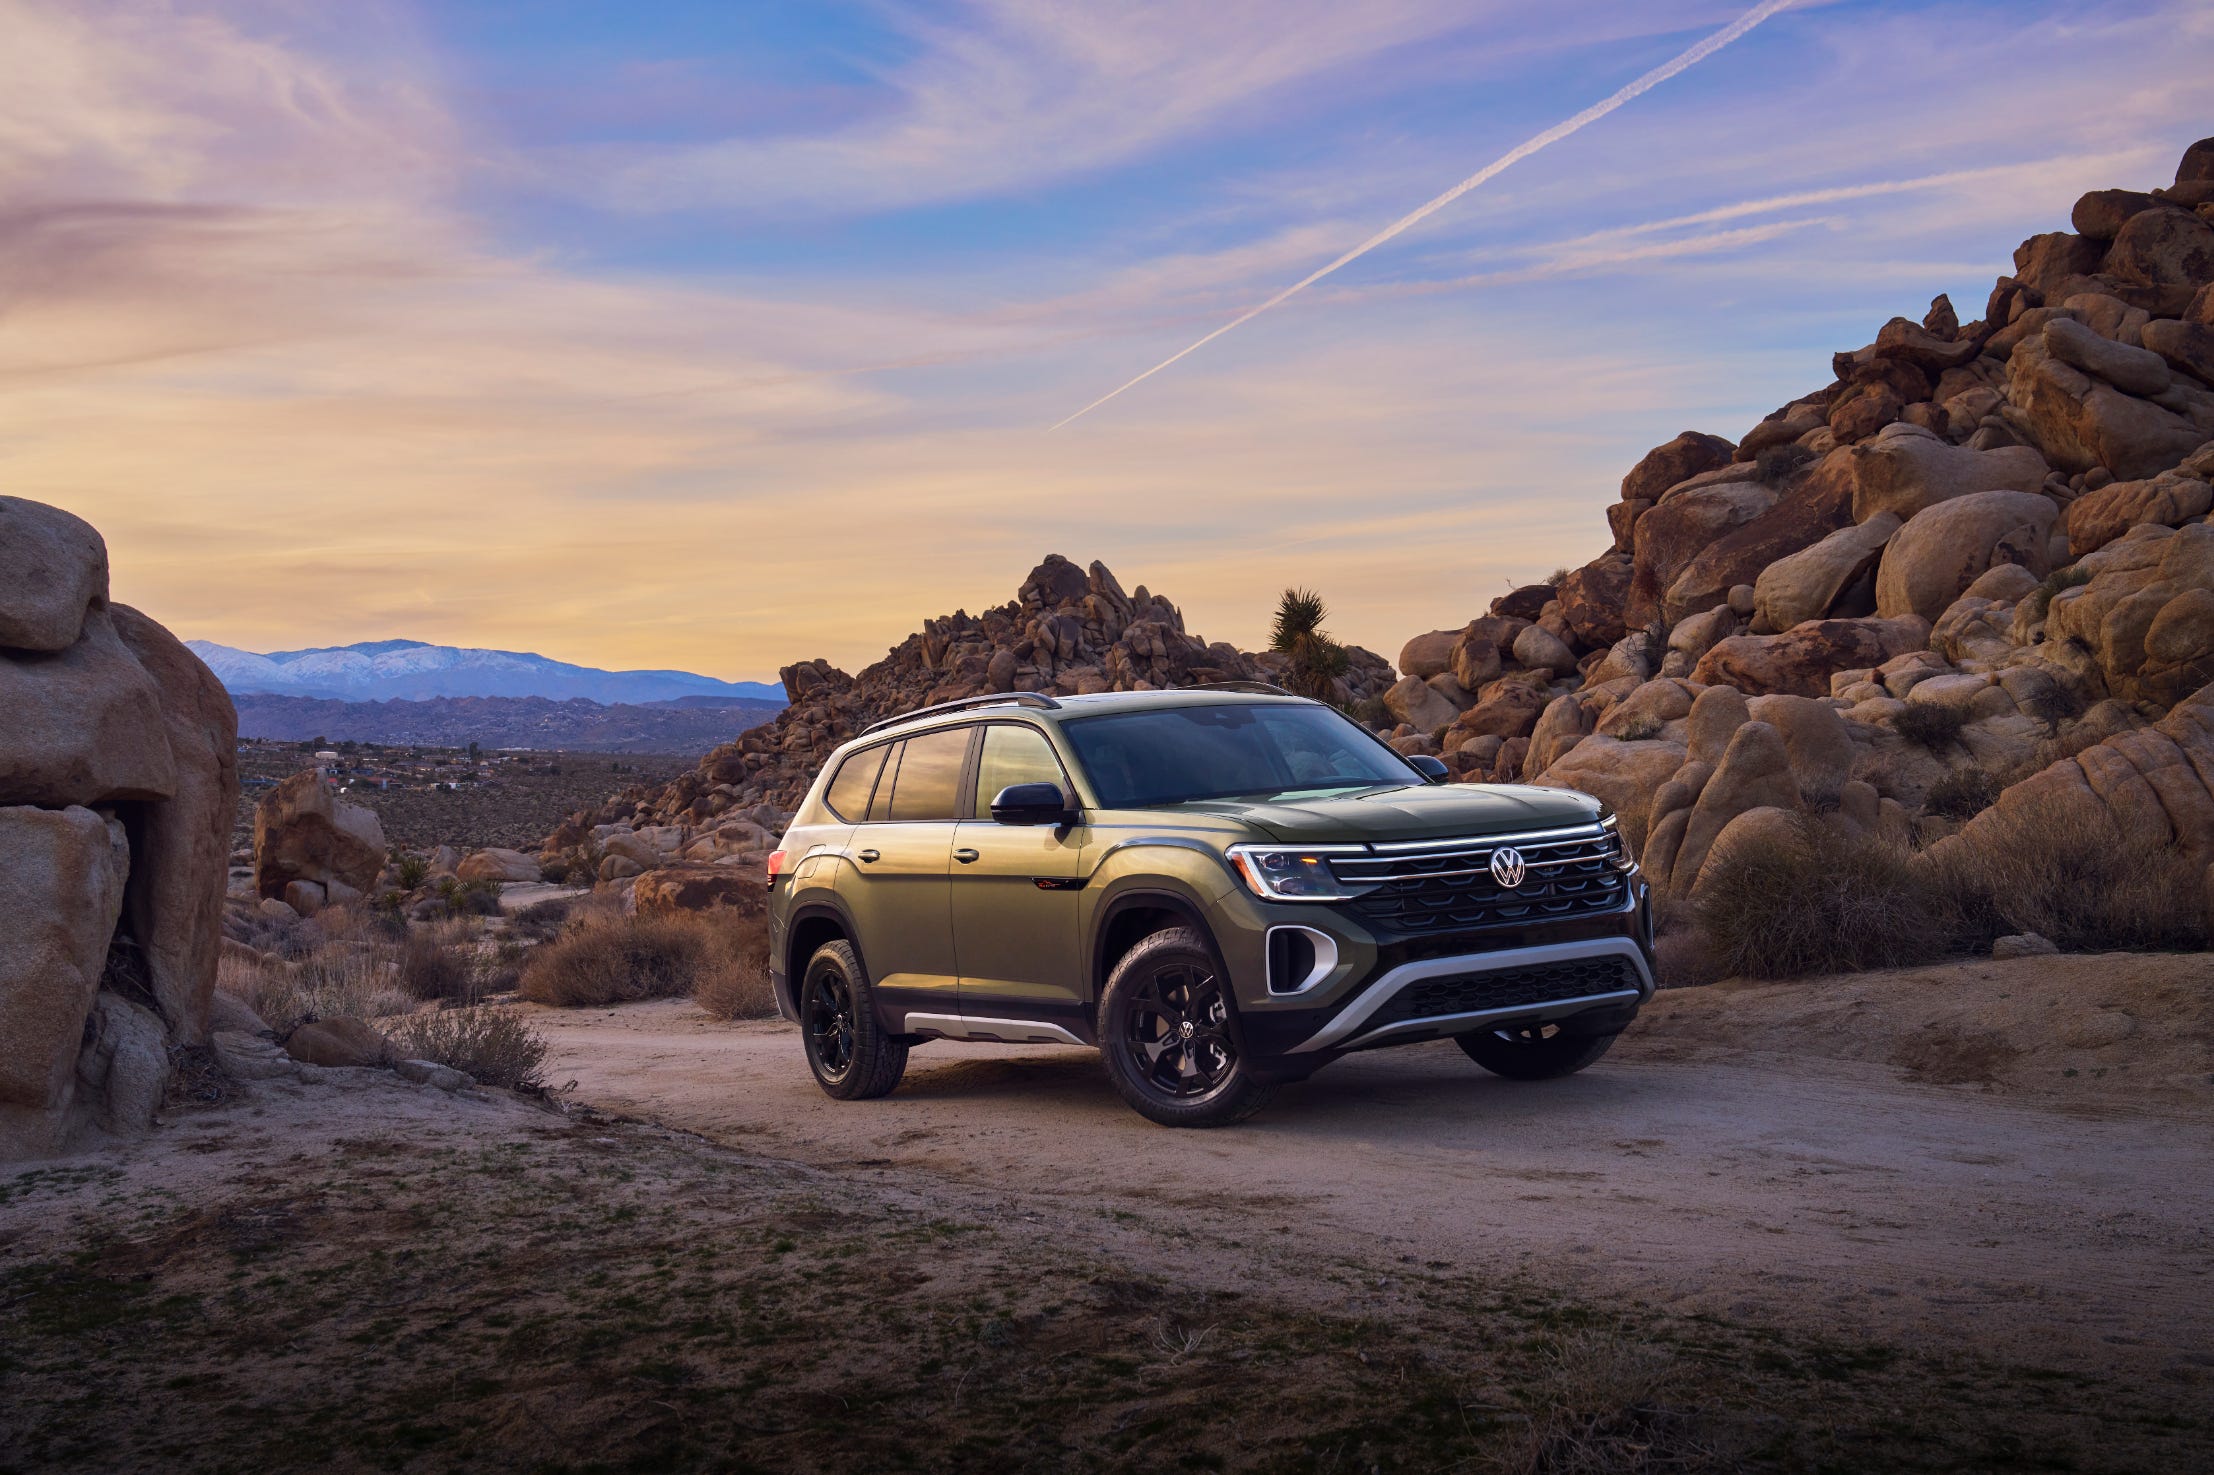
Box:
990 782 1075 826
1407 754 1449 783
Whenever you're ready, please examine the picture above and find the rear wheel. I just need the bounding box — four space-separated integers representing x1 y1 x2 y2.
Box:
1098 927 1273 1128
800 940 907 1100
1456 1021 1618 1080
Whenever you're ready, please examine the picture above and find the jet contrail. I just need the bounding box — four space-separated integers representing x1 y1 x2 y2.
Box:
1050 0 1799 430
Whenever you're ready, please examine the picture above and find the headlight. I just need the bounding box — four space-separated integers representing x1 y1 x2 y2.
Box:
1598 812 1637 872
1225 844 1373 902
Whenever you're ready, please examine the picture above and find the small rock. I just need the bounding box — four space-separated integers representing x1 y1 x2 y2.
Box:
256 897 298 922
284 1017 394 1069
1991 932 2058 959
395 1058 472 1092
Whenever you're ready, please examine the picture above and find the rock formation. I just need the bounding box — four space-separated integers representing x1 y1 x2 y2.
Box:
0 498 237 1158
252 769 387 916
543 555 1393 863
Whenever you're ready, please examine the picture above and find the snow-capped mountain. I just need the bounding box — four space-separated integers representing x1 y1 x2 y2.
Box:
188 638 784 706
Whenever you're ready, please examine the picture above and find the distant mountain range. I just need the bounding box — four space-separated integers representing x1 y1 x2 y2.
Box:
189 637 784 706
229 692 786 753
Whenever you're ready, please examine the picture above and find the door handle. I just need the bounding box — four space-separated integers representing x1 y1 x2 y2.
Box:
953 848 980 863
857 848 881 863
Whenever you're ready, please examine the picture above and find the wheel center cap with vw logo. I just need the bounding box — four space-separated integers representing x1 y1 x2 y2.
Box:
1489 847 1526 889
1179 1020 1195 1038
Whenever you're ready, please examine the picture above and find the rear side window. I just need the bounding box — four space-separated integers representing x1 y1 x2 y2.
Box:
972 724 1068 818
823 745 887 822
885 727 971 821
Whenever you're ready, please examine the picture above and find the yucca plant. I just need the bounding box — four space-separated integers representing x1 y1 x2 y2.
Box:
1270 587 1350 701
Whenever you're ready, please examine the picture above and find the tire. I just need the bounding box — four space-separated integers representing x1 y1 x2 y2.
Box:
799 940 908 1100
1097 927 1274 1128
1456 1021 1619 1081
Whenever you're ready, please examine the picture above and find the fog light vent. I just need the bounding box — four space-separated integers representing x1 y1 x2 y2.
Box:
1265 926 1337 995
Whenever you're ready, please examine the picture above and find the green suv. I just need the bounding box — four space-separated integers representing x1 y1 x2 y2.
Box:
764 688 1653 1127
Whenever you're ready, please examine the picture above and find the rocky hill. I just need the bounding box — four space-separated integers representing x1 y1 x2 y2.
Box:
232 692 785 752
541 554 1394 863
551 141 2214 946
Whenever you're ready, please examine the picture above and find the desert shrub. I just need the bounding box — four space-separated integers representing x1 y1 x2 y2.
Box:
392 850 431 890
1755 441 1817 484
435 876 504 917
537 856 570 884
383 1008 549 1092
1892 700 1967 751
219 946 413 1033
1922 765 2005 821
1543 566 1572 588
1612 712 1664 742
508 897 573 943
1695 813 1953 979
1922 804 2207 953
398 929 474 1002
694 910 776 1020
1348 696 1393 731
2025 562 2092 622
518 913 711 1006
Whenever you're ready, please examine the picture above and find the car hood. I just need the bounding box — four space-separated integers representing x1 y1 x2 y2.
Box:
1177 782 1601 845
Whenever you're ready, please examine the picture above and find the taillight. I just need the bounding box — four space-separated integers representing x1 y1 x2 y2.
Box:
765 850 788 880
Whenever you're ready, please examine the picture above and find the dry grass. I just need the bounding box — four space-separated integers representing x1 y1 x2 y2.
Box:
1923 804 2207 954
1694 814 1951 980
693 909 777 1020
381 1008 549 1091
1923 764 2005 821
218 906 493 1030
1516 1330 1721 1474
518 910 768 1012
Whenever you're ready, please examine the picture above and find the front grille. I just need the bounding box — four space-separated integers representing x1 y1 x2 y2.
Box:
1335 828 1629 934
1367 955 1641 1029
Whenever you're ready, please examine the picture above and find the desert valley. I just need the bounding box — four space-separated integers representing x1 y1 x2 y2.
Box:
8 2 2214 1470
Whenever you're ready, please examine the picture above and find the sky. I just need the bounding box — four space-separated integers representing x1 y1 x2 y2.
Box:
4 0 2211 681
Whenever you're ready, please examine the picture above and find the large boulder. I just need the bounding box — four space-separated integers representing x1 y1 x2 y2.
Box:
1528 735 1688 832
1627 479 1778 629
1691 614 1930 697
2065 470 2214 556
0 607 177 808
2141 319 2214 387
1559 553 1634 649
1874 490 2057 623
1621 431 1735 502
0 497 109 652
1396 630 1460 680
2043 522 2214 706
630 865 768 918
253 769 387 903
1383 675 1459 733
2104 206 2214 316
457 847 541 884
2003 318 2212 477
0 806 130 1154
1838 423 2050 523
110 606 236 1039
1752 513 1898 632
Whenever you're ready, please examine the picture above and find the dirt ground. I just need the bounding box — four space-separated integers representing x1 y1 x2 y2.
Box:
3 955 2210 1472
524 953 2214 1383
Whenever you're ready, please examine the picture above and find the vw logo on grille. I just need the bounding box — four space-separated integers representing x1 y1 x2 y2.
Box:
1489 847 1526 889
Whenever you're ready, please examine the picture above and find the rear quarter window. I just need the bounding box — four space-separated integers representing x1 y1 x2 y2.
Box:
823 745 888 821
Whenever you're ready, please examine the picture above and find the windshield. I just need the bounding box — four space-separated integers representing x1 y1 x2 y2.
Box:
1061 702 1417 808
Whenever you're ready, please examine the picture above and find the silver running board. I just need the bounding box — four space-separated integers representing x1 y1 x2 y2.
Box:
902 1013 1087 1047
1290 936 1653 1054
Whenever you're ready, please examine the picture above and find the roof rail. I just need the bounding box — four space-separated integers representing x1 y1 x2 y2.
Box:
860 691 1062 736
1190 680 1298 697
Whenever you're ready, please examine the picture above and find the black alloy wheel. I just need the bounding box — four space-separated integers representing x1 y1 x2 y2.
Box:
1098 927 1273 1127
1455 1020 1618 1080
800 939 908 1100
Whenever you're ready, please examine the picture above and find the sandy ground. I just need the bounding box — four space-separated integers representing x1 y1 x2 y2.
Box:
529 953 2214 1383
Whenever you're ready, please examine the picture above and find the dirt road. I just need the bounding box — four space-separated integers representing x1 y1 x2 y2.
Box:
531 955 2214 1385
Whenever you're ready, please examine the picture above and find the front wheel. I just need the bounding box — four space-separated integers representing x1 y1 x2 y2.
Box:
1098 927 1274 1128
800 940 907 1100
1456 1022 1618 1080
